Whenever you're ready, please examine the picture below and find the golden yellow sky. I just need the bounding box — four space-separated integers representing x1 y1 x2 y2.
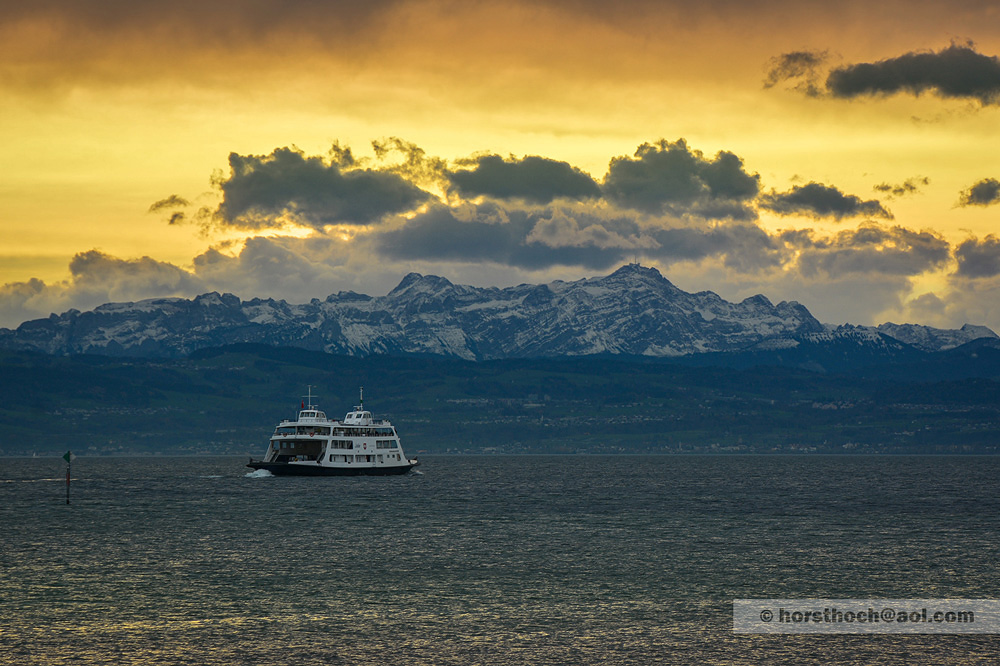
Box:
3 0 1000 329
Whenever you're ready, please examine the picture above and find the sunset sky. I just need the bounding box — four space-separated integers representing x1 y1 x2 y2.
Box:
3 0 1000 331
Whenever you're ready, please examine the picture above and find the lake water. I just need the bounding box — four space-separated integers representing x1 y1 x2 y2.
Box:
2 455 999 664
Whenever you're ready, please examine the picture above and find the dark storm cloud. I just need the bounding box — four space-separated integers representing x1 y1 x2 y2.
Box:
958 177 1000 207
214 147 432 229
375 199 784 272
954 235 1000 278
375 203 634 270
651 223 785 272
161 137 957 283
763 50 829 96
787 223 950 277
525 208 784 271
447 154 601 204
375 203 532 265
602 139 760 220
759 182 892 220
826 43 1000 105
873 177 929 198
173 138 774 253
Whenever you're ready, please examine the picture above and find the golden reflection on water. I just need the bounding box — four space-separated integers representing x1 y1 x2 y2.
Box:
2 455 999 665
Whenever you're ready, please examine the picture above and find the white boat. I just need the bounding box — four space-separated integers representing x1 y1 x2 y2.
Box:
246 387 418 476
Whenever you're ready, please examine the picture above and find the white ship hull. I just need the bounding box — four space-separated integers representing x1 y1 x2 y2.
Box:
247 459 416 476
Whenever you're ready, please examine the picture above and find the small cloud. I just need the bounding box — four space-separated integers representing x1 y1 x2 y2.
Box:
904 291 948 323
954 235 1000 278
525 208 656 251
0 250 207 328
214 145 433 230
371 137 449 188
148 194 190 213
0 277 53 329
787 222 950 278
763 50 829 96
760 182 892 220
873 177 929 198
448 154 601 204
957 178 1000 207
602 139 759 220
826 42 1000 105
192 235 349 296
67 250 202 296
327 141 357 168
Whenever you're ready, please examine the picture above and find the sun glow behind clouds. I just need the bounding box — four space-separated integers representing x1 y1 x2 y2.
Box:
323 225 365 243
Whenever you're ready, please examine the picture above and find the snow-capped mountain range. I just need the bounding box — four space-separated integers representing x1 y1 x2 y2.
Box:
0 264 995 360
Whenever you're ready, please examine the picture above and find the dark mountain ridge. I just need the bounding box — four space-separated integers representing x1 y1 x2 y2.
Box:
3 341 1000 456
0 265 995 372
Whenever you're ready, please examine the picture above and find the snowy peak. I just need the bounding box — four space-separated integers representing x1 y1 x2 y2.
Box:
0 265 995 361
875 322 1000 352
597 263 680 293
193 292 241 308
386 273 459 299
740 294 773 309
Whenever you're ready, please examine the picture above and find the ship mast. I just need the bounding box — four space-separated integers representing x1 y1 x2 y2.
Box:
303 384 318 410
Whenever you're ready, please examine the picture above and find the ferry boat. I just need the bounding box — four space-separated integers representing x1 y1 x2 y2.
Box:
246 388 418 476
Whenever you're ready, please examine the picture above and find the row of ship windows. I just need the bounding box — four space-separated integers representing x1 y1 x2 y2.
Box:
274 440 398 450
328 454 402 463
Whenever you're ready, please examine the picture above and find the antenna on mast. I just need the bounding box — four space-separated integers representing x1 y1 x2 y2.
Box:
303 385 318 409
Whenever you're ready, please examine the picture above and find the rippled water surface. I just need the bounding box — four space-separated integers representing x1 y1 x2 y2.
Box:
2 455 999 664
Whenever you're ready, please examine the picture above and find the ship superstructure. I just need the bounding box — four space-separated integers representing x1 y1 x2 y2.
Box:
247 387 418 476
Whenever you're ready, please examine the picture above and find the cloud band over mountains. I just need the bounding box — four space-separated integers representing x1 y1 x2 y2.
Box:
5 134 1000 333
190 138 912 275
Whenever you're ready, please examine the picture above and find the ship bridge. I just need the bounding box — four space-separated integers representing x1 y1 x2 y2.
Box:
343 409 373 425
297 409 327 421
